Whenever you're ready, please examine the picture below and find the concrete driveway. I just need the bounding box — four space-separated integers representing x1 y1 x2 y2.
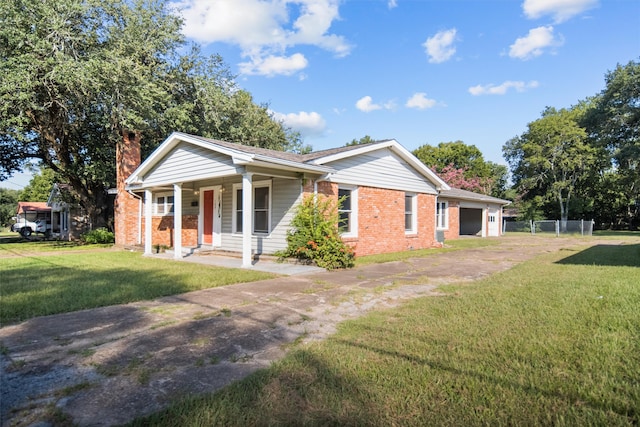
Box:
0 236 613 426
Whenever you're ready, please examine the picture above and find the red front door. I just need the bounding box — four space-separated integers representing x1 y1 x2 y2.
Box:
203 190 214 245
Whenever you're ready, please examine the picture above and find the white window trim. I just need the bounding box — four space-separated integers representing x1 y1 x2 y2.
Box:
338 186 358 238
232 180 272 235
405 193 417 235
436 200 449 230
154 192 175 216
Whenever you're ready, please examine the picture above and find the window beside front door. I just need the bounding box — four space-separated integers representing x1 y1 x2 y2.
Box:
436 201 448 229
155 193 175 215
232 181 271 234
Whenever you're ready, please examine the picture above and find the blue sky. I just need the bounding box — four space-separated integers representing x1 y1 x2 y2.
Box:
3 0 638 190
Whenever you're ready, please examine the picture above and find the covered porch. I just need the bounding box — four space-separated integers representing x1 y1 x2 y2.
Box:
124 133 332 268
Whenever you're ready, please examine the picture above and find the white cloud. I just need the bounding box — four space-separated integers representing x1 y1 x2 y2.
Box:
388 0 398 9
405 93 437 109
523 0 598 23
356 96 382 112
271 110 326 137
468 80 540 96
423 28 458 64
509 26 562 60
355 96 396 112
172 0 352 76
239 53 308 77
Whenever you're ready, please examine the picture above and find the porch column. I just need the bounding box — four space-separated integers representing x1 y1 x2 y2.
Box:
144 189 153 255
173 183 183 259
242 171 253 268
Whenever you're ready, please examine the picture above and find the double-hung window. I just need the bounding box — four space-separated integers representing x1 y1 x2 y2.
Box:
338 187 357 237
436 201 448 229
233 181 271 234
155 193 175 215
405 193 417 234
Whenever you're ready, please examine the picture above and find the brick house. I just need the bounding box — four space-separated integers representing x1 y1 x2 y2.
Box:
116 132 509 266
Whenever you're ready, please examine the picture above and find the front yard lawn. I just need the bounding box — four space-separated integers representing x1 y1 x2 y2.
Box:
132 242 640 426
0 250 275 325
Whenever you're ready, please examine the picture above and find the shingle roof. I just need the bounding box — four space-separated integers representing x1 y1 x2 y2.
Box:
184 134 396 165
186 134 307 163
439 188 511 205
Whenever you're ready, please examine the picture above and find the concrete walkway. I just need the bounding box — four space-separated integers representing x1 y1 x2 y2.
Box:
0 236 613 426
153 251 326 275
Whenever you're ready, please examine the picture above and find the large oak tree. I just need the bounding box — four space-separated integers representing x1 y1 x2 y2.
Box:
1 0 300 227
585 60 640 227
503 106 601 227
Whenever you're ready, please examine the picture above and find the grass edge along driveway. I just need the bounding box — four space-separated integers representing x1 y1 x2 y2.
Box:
0 250 276 326
131 240 640 427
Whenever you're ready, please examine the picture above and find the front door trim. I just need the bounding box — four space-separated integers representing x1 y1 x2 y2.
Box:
199 185 222 247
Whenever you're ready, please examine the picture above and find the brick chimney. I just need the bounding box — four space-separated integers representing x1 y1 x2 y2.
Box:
114 131 142 246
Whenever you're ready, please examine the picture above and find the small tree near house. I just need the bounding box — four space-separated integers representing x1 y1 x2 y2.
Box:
277 194 355 270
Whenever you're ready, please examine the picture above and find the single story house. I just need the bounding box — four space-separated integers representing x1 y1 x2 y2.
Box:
47 183 91 240
115 132 509 267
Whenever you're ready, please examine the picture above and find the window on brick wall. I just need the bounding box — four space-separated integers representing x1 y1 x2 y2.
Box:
155 193 175 215
436 201 448 229
338 186 357 237
405 193 417 234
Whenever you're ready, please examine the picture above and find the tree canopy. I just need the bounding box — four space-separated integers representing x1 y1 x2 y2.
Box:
503 106 600 226
585 59 640 227
18 168 57 202
503 59 639 228
413 141 507 196
0 0 301 227
345 135 377 146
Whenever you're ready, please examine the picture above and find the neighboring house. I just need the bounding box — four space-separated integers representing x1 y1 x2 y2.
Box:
47 183 90 240
115 132 509 267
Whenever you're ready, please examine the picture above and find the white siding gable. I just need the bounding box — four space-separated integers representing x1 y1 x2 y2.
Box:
142 142 239 186
325 149 438 194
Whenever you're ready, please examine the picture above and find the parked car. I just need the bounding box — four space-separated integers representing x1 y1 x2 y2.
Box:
11 218 50 237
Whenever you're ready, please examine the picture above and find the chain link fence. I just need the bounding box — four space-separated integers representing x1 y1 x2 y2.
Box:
503 220 594 236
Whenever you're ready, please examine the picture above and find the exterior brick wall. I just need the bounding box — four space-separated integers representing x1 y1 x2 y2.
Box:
141 215 199 248
443 200 460 240
114 131 142 247
318 184 439 257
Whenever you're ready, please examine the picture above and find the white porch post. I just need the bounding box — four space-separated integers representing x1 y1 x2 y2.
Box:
144 189 153 255
173 183 183 259
242 172 253 268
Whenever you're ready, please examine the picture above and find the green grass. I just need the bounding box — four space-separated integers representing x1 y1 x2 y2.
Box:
355 237 501 266
0 251 275 325
0 235 111 252
131 242 640 426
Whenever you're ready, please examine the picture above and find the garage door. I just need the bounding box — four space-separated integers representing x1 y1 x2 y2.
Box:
460 208 483 236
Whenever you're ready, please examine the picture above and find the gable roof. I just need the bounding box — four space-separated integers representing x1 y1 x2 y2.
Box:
126 132 333 185
440 188 511 205
126 132 449 190
304 139 449 190
47 183 73 206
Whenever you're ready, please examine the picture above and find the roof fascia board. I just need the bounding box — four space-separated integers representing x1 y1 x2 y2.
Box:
307 140 397 164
